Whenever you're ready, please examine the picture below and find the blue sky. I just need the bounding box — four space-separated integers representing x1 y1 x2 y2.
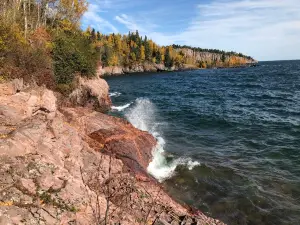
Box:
82 0 300 61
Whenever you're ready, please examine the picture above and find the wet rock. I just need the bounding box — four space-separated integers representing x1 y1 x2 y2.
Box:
61 107 156 175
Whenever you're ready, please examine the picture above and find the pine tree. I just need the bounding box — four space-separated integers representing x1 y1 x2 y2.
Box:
165 46 173 67
97 31 101 41
155 50 161 64
144 36 152 61
221 54 226 62
91 28 96 41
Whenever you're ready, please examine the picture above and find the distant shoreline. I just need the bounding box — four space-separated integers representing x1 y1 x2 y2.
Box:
100 62 258 77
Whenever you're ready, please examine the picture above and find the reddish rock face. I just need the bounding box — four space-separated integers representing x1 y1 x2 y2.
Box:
68 76 112 112
61 107 157 175
0 83 225 225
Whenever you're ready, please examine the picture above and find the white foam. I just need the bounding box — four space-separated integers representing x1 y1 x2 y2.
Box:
187 160 201 170
111 103 132 111
109 92 121 97
125 98 200 182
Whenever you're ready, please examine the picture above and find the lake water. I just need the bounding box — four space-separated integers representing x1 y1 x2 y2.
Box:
105 60 300 225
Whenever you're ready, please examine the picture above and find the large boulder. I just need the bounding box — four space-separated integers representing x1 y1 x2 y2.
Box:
61 107 156 175
69 76 111 112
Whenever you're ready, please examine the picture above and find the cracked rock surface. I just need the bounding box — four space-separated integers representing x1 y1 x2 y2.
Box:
0 79 225 225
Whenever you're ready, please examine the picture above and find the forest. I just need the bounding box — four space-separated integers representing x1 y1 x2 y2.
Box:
0 0 254 94
85 29 254 69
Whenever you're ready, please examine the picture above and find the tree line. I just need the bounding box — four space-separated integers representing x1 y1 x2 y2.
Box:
84 28 254 69
0 0 254 94
172 44 254 60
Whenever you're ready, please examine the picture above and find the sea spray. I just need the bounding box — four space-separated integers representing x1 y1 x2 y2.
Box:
111 103 132 111
125 98 199 182
125 98 156 132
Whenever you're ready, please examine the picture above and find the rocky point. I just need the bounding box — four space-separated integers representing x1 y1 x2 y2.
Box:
0 77 225 224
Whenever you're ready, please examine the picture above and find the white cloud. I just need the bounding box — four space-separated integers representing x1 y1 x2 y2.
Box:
114 13 178 45
115 0 300 60
115 14 142 32
176 0 300 60
86 0 300 60
82 3 118 33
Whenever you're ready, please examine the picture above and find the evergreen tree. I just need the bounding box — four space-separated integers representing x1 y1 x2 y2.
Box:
221 54 226 62
144 36 152 61
91 28 96 41
164 46 173 67
155 50 161 64
97 31 101 41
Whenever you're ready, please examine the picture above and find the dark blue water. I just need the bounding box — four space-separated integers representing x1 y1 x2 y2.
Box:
105 60 300 225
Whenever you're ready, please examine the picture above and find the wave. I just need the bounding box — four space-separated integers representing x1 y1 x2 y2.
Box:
111 103 132 111
109 92 121 97
125 98 200 182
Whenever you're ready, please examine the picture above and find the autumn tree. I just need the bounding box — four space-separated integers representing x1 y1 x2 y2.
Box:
140 45 145 62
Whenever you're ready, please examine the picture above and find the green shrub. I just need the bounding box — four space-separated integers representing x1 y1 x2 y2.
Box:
52 30 97 85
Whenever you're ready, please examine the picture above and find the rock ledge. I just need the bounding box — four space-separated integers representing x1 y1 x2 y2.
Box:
0 79 225 225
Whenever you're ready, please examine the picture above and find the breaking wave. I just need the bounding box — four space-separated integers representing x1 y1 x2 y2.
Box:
111 103 132 111
109 92 121 97
125 98 200 182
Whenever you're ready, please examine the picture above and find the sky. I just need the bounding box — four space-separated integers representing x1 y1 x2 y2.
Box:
81 0 300 61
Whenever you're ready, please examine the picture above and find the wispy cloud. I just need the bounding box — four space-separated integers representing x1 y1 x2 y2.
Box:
88 0 143 10
82 3 118 33
83 0 300 60
176 0 300 60
114 13 178 45
115 14 142 32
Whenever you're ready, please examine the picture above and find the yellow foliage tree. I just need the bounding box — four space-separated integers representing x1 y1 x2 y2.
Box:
140 46 145 62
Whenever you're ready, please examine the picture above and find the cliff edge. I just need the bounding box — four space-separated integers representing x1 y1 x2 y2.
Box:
0 78 225 225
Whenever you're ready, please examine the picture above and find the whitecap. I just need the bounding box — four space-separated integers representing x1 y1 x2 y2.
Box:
109 92 121 97
111 103 132 111
125 98 200 182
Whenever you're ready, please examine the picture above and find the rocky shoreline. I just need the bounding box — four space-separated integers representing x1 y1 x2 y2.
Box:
97 63 199 77
98 62 258 77
0 77 225 224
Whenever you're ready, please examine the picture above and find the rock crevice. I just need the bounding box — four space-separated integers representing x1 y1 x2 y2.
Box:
0 78 225 225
